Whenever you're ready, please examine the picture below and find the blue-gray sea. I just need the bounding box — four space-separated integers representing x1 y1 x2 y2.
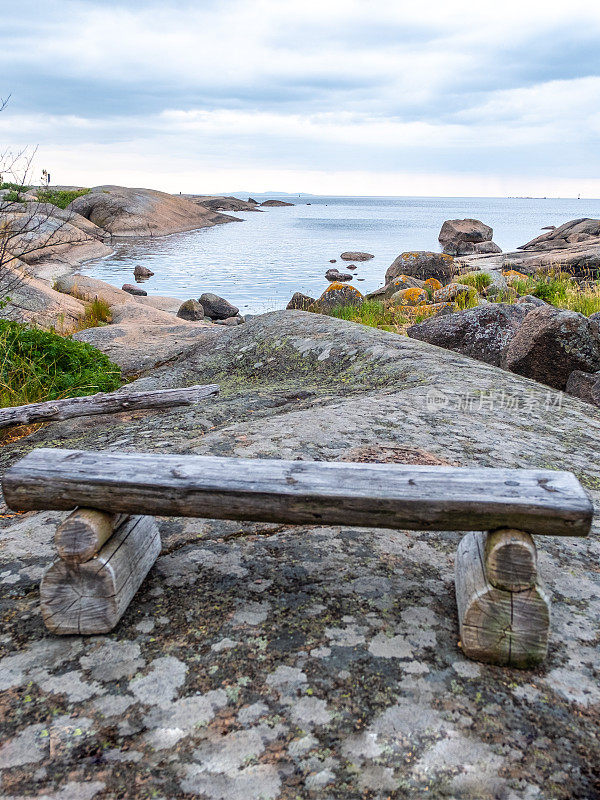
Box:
82 196 600 314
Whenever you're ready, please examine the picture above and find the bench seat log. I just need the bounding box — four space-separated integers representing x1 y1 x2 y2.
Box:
55 508 129 565
41 515 160 635
455 531 550 668
2 449 593 537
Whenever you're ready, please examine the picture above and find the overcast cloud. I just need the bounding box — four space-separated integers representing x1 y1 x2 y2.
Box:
1 0 600 195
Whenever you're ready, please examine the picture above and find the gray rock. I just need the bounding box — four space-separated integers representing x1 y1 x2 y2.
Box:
385 252 455 285
325 269 352 282
519 218 600 251
213 316 243 326
177 300 205 321
340 252 374 261
502 306 600 389
516 294 547 307
134 265 154 279
199 293 239 320
590 311 600 324
122 283 147 296
287 292 315 311
439 219 501 256
407 303 532 366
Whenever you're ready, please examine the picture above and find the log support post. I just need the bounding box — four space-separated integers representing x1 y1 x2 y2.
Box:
455 529 550 668
41 510 161 635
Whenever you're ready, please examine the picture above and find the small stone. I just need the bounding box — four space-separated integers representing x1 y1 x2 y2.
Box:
122 283 147 296
177 299 205 321
340 251 374 261
133 265 154 279
326 268 352 282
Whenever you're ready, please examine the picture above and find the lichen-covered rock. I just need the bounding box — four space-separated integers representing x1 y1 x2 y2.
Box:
340 251 374 261
439 218 501 256
199 293 239 320
502 269 530 284
389 287 428 306
565 370 600 407
311 282 364 311
287 292 316 310
502 306 600 389
408 303 533 366
433 283 475 303
385 251 455 284
177 299 205 321
423 277 443 293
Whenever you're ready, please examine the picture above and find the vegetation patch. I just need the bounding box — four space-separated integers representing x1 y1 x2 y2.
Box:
509 272 600 316
328 299 408 330
459 271 493 292
36 188 90 209
0 320 121 408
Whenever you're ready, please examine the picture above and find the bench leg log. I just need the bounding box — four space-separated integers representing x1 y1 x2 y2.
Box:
455 530 550 668
41 515 161 635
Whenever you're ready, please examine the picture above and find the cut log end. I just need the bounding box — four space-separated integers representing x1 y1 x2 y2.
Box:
456 531 550 668
484 528 538 591
41 515 160 635
55 508 128 564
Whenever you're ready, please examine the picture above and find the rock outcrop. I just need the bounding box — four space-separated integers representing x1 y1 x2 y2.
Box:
69 186 239 237
260 199 294 207
1 311 600 799
519 218 600 251
502 306 600 389
566 370 600 407
385 251 455 284
191 196 261 213
439 219 501 256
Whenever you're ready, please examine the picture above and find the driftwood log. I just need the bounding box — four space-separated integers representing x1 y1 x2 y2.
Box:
0 384 220 429
455 530 550 667
2 449 593 536
41 515 160 635
55 508 128 565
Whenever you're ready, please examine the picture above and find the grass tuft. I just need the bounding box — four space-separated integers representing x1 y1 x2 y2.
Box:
459 271 492 292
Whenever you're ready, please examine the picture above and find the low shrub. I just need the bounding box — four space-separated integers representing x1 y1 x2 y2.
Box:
36 188 90 210
0 320 121 408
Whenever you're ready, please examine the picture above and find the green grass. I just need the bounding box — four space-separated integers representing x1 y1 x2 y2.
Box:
507 272 600 316
80 298 111 330
36 187 90 209
327 299 408 328
0 320 121 408
458 271 492 292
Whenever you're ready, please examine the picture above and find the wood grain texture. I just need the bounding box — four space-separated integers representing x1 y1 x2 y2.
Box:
3 448 593 536
455 531 550 668
55 508 129 565
40 515 160 635
0 384 219 429
484 528 537 591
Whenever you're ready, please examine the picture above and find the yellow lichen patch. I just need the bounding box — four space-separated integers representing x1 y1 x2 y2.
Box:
323 282 364 298
502 269 530 283
390 287 428 306
402 302 453 320
423 278 443 292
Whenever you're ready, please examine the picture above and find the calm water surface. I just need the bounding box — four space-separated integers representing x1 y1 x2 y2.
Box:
82 196 600 314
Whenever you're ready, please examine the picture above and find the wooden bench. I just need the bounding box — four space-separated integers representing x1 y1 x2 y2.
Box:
2 448 593 668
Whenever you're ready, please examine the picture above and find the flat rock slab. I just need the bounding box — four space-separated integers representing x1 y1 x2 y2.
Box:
0 311 599 799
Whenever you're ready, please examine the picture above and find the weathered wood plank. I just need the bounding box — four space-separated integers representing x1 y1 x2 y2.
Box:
40 515 160 635
55 508 129 565
0 384 219 429
455 531 550 668
3 449 593 536
484 529 538 591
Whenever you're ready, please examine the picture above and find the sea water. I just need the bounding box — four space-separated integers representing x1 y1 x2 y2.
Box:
81 195 599 314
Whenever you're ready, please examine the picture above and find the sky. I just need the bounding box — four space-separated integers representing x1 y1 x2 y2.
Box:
1 0 600 197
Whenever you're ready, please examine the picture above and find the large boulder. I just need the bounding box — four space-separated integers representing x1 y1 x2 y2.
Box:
565 370 600 407
502 306 600 389
199 293 239 320
69 185 238 236
54 273 135 307
407 303 534 366
311 282 364 311
439 219 501 256
385 251 455 284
